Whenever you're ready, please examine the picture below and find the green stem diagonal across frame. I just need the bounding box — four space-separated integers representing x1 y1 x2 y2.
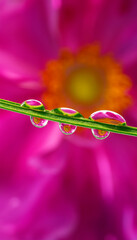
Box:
0 99 137 137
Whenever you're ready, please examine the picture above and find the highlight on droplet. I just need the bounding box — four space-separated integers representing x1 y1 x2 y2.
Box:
21 99 45 110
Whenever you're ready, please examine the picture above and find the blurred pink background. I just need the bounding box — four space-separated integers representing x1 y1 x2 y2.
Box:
0 0 137 239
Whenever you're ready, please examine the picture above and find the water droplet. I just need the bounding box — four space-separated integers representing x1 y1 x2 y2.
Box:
60 122 76 135
21 99 48 128
58 108 79 135
30 116 48 128
21 99 45 110
90 110 126 140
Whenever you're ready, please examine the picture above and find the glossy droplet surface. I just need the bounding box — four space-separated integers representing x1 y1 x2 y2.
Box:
21 99 48 128
90 110 126 140
58 108 78 135
30 116 48 128
21 99 45 110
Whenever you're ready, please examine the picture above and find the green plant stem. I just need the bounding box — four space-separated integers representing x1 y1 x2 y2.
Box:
0 99 137 137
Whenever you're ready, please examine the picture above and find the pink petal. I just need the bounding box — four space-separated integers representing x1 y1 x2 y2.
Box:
0 0 59 79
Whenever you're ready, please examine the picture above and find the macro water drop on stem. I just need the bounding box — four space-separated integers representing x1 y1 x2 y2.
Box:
56 107 82 135
21 99 48 128
0 98 137 138
89 110 126 140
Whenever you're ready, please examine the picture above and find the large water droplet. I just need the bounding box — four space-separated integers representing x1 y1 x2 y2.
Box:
21 99 48 128
57 108 79 135
89 110 126 140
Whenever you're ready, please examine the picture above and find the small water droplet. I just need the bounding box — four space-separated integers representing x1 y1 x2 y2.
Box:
90 110 126 140
21 99 45 110
21 99 48 128
30 116 48 128
58 108 78 135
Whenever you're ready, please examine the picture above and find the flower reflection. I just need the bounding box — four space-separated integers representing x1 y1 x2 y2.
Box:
0 0 137 240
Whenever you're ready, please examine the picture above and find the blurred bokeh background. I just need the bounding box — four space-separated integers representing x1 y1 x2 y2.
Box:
0 0 137 239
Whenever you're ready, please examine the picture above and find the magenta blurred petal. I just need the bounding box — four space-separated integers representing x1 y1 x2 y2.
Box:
0 0 137 240
0 0 59 79
0 176 77 240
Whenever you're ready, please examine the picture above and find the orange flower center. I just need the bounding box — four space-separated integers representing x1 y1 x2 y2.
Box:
42 44 132 117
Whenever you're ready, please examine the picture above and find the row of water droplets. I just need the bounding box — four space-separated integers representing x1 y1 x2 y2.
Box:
21 99 126 140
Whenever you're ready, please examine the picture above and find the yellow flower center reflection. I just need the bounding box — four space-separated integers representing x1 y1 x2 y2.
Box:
94 118 125 137
63 125 71 133
42 44 132 117
33 117 41 124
